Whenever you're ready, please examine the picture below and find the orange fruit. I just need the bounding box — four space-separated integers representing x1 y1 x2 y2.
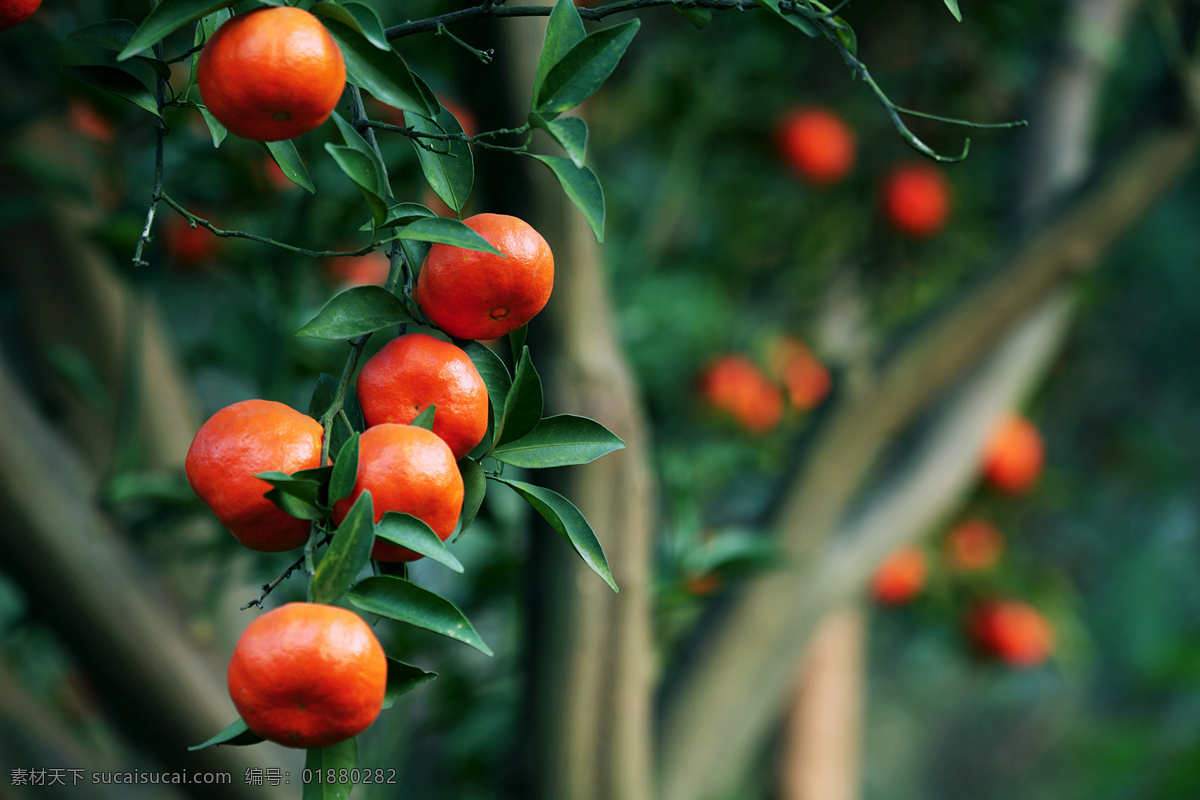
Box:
414 213 554 341
0 0 40 31
982 413 1044 494
185 399 324 552
767 336 831 412
870 546 927 605
323 250 391 289
331 423 464 562
967 600 1054 667
699 354 784 435
775 107 856 186
943 518 1004 572
228 602 386 748
66 98 115 145
684 573 722 597
356 333 489 460
196 7 346 142
880 161 952 238
162 215 221 269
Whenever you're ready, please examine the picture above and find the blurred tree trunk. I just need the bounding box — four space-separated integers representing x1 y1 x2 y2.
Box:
0 116 293 797
777 608 865 800
501 10 657 800
0 351 296 800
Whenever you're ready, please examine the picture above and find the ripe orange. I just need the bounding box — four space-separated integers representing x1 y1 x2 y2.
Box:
185 399 324 552
356 333 489 460
699 354 784 435
66 98 115 145
0 0 40 31
323 250 391 289
967 600 1054 667
943 518 1004 572
880 161 952 238
414 213 554 341
228 603 386 748
775 107 856 186
331 423 464 562
162 215 221 268
196 7 346 142
767 336 831 412
982 413 1044 494
871 546 927 605
684 573 722 597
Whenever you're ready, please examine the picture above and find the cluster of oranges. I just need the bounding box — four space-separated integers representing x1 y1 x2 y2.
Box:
698 336 831 434
775 106 953 239
871 412 1054 668
186 212 554 747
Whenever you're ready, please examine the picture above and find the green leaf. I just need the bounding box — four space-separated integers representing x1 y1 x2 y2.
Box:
375 202 437 229
530 114 588 168
399 239 432 285
374 512 463 573
409 404 436 431
296 285 414 340
382 658 437 708
528 155 604 242
533 0 587 105
509 326 527 360
751 0 819 36
943 0 963 22
323 18 436 118
188 718 264 751
303 739 356 800
326 144 389 226
494 478 617 592
262 140 315 193
409 107 474 214
494 346 543 448
312 492 374 604
329 433 360 508
686 528 780 576
62 66 160 118
119 0 238 61
309 373 339 419
534 20 640 116
311 1 389 50
397 217 502 254
454 458 487 542
69 19 138 52
674 5 712 29
193 102 227 147
832 16 857 56
258 471 326 520
463 341 511 424
189 8 231 95
346 576 492 655
491 414 625 468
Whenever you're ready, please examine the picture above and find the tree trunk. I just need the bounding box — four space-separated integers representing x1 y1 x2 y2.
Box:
499 10 657 800
777 608 865 800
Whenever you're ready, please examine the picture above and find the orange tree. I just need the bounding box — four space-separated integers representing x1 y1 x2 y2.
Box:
4 0 1199 798
40 0 1013 784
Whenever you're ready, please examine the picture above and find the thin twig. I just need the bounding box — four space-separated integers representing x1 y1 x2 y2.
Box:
157 195 378 258
240 536 331 610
